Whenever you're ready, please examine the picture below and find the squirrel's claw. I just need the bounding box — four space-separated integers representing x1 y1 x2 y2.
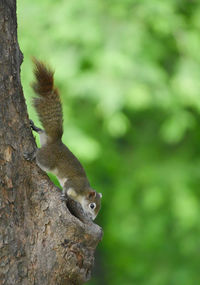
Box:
23 150 36 161
60 193 68 201
30 119 42 133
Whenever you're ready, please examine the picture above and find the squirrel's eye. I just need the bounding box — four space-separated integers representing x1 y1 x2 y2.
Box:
89 203 96 210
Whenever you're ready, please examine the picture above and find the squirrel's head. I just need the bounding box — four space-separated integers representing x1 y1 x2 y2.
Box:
82 190 102 220
67 187 102 220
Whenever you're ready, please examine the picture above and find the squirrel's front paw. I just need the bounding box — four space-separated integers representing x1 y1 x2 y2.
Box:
23 150 36 161
60 193 68 201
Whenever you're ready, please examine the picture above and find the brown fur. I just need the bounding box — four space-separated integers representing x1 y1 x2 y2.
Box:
32 58 63 142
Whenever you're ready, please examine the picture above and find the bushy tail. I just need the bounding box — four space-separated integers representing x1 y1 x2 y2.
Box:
32 58 63 142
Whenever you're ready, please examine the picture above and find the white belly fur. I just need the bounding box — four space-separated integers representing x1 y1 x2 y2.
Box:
38 131 48 147
51 168 68 187
36 162 68 188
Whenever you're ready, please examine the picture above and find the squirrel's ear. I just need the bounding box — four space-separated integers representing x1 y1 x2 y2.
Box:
88 191 96 199
99 193 102 198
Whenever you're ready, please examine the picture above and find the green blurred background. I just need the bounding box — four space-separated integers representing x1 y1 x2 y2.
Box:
18 0 200 284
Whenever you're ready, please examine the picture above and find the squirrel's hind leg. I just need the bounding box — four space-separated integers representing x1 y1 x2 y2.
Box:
23 120 40 161
30 119 43 133
30 120 48 147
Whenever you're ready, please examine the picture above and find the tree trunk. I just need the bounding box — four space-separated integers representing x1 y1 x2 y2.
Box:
0 1 102 284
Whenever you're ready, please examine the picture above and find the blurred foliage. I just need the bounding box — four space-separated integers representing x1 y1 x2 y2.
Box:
18 0 200 284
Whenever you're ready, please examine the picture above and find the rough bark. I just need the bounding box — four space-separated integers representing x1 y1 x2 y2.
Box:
0 1 102 284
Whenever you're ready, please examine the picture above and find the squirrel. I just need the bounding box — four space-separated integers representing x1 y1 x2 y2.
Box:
30 58 102 220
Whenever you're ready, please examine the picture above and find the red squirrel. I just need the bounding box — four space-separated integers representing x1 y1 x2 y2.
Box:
30 59 102 220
